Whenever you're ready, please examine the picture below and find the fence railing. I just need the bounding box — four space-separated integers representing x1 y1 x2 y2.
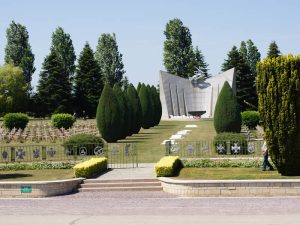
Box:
0 143 138 168
165 140 264 158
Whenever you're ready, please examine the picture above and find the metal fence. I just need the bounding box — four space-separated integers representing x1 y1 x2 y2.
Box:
166 140 264 158
0 143 138 168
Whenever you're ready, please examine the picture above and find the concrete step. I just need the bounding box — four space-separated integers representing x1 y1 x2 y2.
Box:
80 182 161 188
78 186 163 192
83 179 158 184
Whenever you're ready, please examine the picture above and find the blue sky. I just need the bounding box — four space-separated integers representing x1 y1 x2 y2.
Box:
0 0 299 88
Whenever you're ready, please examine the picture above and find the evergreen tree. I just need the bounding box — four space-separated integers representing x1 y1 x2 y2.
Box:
113 84 126 139
214 81 241 133
267 41 281 58
74 43 103 117
137 82 142 94
147 85 155 127
121 76 129 90
139 84 152 129
163 18 193 78
189 46 209 78
36 49 72 116
222 46 253 111
239 40 261 108
150 85 162 125
127 84 142 134
96 83 121 142
51 27 76 77
4 21 35 88
95 33 125 86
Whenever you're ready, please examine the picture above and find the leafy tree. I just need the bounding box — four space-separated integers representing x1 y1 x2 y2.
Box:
74 43 103 117
257 55 300 175
113 84 126 139
36 49 72 116
51 27 76 77
163 18 193 78
121 76 129 91
139 84 152 129
4 21 35 88
95 33 125 86
0 64 27 115
127 84 142 134
239 40 261 108
222 46 253 111
214 81 241 133
267 41 281 58
96 83 121 142
189 46 209 78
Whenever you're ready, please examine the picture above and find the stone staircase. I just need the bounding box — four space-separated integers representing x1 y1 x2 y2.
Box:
78 179 163 192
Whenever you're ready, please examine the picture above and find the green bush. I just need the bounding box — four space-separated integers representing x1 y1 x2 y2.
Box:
241 111 260 129
213 132 247 154
127 84 142 135
73 157 107 178
214 81 242 133
51 113 75 129
62 134 104 155
183 159 264 168
139 84 152 129
3 113 29 130
155 156 183 177
0 162 76 171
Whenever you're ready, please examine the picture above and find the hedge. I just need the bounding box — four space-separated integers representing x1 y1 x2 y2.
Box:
73 157 107 178
241 111 260 129
51 113 75 129
213 132 247 154
155 156 183 177
3 113 29 130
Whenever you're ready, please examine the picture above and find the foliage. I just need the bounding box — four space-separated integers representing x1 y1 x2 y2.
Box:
36 49 73 116
74 43 103 117
0 162 76 171
213 132 247 154
51 27 76 77
182 158 264 168
163 18 193 78
139 84 152 129
113 84 126 139
188 46 209 78
95 33 125 86
4 20 35 87
0 64 28 114
155 156 183 177
63 133 104 146
214 81 241 133
150 85 162 125
73 157 107 178
257 55 300 175
51 113 75 129
241 111 260 129
222 46 254 111
96 83 121 142
267 41 281 58
3 113 29 130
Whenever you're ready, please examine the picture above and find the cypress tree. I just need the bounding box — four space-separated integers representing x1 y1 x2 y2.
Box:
113 84 126 139
74 43 103 117
151 85 162 125
214 81 241 133
137 82 142 94
267 41 281 58
146 85 155 127
127 84 142 134
189 46 209 78
257 55 300 175
36 49 72 116
96 83 121 142
139 84 152 129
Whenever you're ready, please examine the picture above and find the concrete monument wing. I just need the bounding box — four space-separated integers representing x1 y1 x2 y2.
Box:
159 68 236 119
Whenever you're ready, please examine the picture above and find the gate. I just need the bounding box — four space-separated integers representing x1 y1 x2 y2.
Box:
107 143 138 168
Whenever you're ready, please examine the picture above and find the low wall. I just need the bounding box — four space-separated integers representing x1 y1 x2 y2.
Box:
159 177 300 197
0 178 84 198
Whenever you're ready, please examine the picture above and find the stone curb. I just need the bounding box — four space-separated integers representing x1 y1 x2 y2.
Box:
0 178 84 198
158 177 300 197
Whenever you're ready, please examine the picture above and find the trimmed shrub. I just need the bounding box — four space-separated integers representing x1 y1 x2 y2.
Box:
96 83 121 142
182 158 264 168
51 113 75 129
3 113 29 130
139 84 152 129
257 55 300 175
113 84 126 139
214 81 242 133
155 156 183 177
241 111 260 129
73 157 107 178
62 134 104 155
127 84 142 134
213 132 247 154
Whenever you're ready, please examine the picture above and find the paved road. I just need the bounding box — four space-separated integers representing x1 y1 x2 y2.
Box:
1 191 300 225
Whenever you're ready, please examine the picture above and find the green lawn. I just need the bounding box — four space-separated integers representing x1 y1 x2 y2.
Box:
175 168 300 180
118 119 216 162
0 169 74 181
